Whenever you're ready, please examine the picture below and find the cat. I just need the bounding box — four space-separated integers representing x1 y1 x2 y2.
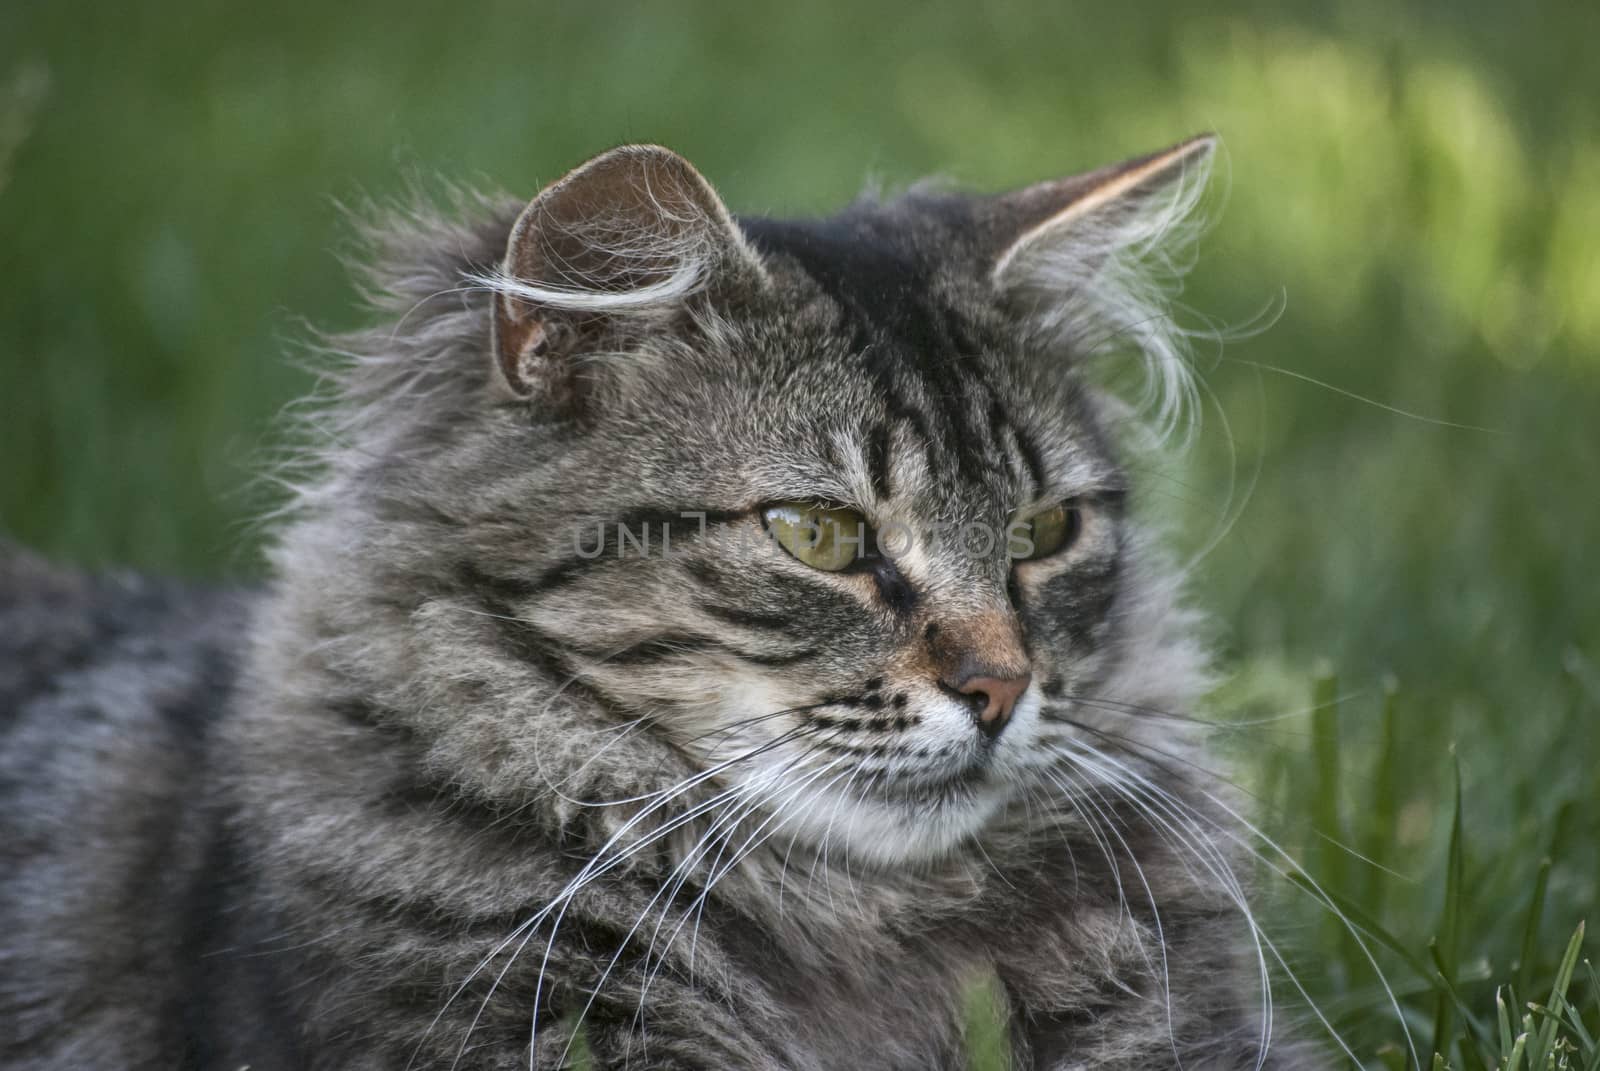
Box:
0 136 1323 1069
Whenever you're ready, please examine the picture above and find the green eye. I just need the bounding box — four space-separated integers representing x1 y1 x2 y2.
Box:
763 502 872 572
1010 503 1082 561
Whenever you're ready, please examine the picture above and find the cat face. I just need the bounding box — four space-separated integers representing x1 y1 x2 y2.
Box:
455 141 1214 863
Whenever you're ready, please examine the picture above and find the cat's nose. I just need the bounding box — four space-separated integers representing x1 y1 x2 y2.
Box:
948 670 1032 739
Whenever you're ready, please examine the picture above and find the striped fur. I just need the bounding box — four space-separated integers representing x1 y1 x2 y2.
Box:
0 141 1327 1069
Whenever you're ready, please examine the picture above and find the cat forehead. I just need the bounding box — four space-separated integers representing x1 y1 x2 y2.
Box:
672 208 1113 503
736 199 989 359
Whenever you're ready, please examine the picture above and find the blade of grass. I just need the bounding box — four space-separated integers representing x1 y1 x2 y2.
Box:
1430 752 1464 1060
546 1012 593 1071
1285 870 1434 983
963 972 1012 1071
1554 953 1595 1054
1308 669 1343 873
1562 997 1594 1051
1309 668 1351 972
1504 1031 1528 1071
1528 922 1586 1067
1424 944 1491 1053
1458 1039 1489 1071
1581 958 1600 1071
1363 676 1401 921
1583 1000 1600 1071
1516 858 1553 998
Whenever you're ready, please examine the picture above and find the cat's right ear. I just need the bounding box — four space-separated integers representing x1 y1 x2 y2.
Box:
487 145 767 403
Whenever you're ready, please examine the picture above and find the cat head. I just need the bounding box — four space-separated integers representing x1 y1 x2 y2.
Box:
282 137 1216 865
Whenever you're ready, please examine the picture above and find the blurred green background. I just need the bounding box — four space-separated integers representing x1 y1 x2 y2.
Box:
3 1 1596 1065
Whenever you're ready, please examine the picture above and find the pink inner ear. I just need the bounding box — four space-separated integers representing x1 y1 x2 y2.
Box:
983 133 1217 277
492 295 544 399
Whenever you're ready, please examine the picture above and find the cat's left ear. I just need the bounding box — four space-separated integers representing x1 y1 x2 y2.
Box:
982 133 1216 293
977 134 1216 433
489 145 767 402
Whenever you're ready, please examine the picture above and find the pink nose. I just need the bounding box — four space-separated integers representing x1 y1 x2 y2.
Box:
951 671 1032 739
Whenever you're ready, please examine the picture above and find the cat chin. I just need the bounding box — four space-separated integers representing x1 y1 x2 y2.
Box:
737 772 1014 868
828 791 1012 866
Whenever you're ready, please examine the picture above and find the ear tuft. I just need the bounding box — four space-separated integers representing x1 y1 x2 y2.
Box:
989 134 1216 284
484 145 764 401
986 134 1218 440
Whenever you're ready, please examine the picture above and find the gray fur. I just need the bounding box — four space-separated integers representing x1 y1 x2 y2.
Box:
0 140 1325 1069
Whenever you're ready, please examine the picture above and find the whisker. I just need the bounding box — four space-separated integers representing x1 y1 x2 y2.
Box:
1052 748 1271 1066
632 754 861 1029
533 718 861 1063
418 720 823 1070
1045 705 1413 882
1047 688 1365 732
521 724 827 1055
1065 744 1345 1069
1047 739 1414 1068
1042 764 1178 1043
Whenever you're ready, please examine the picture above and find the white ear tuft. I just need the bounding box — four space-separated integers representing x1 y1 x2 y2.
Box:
989 135 1218 442
477 145 767 401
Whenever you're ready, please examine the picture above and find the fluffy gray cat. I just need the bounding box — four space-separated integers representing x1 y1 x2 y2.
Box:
0 137 1324 1069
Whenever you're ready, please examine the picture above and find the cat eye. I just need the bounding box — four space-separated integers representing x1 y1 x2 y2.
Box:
1010 503 1081 561
763 502 873 572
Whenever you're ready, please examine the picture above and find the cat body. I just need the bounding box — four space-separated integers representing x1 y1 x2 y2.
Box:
0 139 1315 1069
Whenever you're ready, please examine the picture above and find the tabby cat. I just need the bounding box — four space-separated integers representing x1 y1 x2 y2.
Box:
0 136 1321 1069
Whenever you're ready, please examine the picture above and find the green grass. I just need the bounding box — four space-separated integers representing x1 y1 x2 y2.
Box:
1257 676 1598 1067
3 2 1596 1066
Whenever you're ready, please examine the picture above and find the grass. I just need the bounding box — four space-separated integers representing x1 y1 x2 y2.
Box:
960 671 1598 1069
3 1 1596 1066
1256 676 1597 1068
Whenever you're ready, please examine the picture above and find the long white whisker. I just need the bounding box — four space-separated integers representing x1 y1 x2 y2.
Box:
633 754 860 1029
1042 764 1179 1059
1051 740 1397 1068
456 769 763 1071
1054 747 1272 1069
556 784 759 1067
538 722 850 1065
424 724 816 1070
633 745 855 1008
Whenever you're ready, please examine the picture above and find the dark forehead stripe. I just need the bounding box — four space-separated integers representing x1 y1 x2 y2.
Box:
738 213 943 349
738 212 1017 496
